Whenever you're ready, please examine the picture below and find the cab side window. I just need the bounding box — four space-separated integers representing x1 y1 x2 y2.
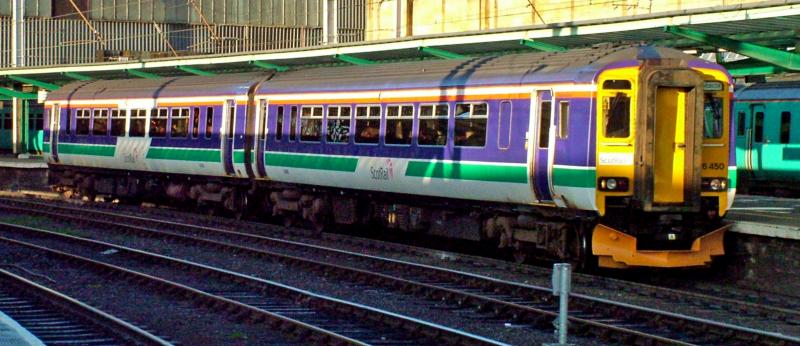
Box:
602 80 632 139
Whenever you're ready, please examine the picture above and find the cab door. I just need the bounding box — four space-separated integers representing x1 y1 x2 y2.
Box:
48 104 60 163
222 99 236 175
531 90 554 202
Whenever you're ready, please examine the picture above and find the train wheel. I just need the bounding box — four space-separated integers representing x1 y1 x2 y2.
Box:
569 227 595 271
512 241 531 264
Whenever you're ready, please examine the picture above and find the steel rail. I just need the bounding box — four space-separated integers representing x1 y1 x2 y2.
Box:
0 269 172 346
4 201 796 345
0 221 505 346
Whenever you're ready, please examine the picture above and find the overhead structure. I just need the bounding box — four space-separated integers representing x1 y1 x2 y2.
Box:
664 26 800 71
1 1 798 87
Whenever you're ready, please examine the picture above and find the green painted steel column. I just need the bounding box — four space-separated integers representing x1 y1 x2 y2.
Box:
21 99 28 153
664 26 800 71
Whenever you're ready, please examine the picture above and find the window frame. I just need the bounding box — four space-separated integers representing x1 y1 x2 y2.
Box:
110 109 127 137
299 105 324 143
149 107 169 138
537 100 552 149
557 101 569 139
204 107 214 139
384 104 415 146
497 101 513 150
754 111 765 143
737 111 746 136
129 109 148 137
75 108 91 136
169 107 190 139
417 103 450 147
354 104 382 145
780 111 792 144
326 105 352 144
453 102 488 148
600 91 633 140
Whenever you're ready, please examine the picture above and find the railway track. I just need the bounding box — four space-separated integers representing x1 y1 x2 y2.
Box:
0 268 171 346
0 221 504 346
1 197 798 345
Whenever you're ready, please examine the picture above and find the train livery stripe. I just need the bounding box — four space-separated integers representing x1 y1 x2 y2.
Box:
42 143 51 153
552 165 596 188
145 147 221 162
728 167 737 189
265 152 359 172
57 143 116 157
404 161 528 184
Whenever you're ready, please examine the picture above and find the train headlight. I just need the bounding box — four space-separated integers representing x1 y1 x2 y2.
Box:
598 177 629 192
702 178 728 191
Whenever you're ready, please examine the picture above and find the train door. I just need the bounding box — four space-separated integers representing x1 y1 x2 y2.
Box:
222 99 236 175
255 99 268 178
747 104 766 177
531 90 554 202
49 104 60 163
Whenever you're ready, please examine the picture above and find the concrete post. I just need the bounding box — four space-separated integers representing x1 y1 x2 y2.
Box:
10 0 24 156
323 0 338 45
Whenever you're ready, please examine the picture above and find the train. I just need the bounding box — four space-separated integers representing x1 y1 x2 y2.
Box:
42 45 735 269
734 80 800 193
0 101 45 153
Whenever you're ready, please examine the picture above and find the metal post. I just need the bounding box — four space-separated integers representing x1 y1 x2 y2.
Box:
10 0 24 156
547 263 571 346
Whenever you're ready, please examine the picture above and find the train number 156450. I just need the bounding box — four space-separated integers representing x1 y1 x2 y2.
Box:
702 162 725 170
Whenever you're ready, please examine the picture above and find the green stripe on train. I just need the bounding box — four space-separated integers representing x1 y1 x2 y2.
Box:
404 161 528 184
233 150 255 164
728 168 737 189
57 143 115 157
552 167 596 188
146 147 220 162
42 143 51 153
265 152 359 172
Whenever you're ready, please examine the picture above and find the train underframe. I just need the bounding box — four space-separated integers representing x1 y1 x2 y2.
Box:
49 165 727 269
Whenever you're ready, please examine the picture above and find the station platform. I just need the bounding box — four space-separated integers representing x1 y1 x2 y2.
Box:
0 310 44 346
0 154 47 169
0 155 48 192
728 195 800 240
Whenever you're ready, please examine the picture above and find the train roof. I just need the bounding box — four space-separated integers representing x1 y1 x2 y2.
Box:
735 81 800 101
46 72 269 103
46 45 723 102
257 45 719 94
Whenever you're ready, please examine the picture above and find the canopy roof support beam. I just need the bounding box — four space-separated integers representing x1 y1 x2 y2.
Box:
177 66 215 76
62 72 92 81
519 39 565 52
418 46 466 59
333 54 375 65
250 61 289 72
126 69 161 80
7 76 59 90
664 25 800 70
0 88 37 100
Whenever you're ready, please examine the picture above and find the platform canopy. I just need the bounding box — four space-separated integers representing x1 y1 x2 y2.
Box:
1 1 800 89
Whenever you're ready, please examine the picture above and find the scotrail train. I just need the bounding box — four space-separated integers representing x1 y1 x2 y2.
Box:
43 45 735 269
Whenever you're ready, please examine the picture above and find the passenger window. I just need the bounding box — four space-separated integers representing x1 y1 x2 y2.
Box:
327 106 351 143
192 108 200 138
703 95 723 139
75 109 91 136
258 101 268 141
454 103 487 147
418 104 448 146
300 106 323 142
227 103 236 139
275 106 284 141
737 111 745 136
754 112 764 143
129 109 147 137
386 105 413 145
65 109 71 135
205 107 214 139
171 108 189 138
603 93 630 138
355 105 380 144
498 101 512 149
150 108 168 138
289 106 298 141
538 101 551 148
558 102 569 139
92 109 108 136
110 109 126 137
781 112 791 144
